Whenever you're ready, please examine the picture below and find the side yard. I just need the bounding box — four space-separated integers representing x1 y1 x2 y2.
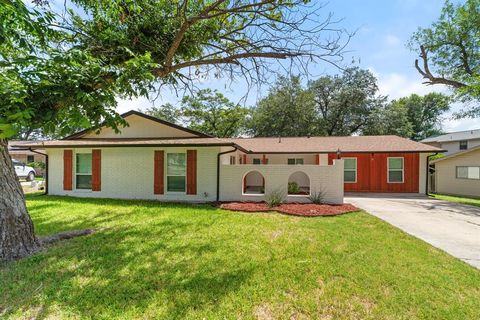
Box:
432 194 480 208
1 195 479 319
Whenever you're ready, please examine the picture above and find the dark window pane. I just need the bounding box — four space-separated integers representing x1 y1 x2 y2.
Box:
76 175 92 189
167 176 186 192
388 158 403 170
27 155 34 163
459 140 468 150
253 158 261 165
288 159 295 165
389 171 403 182
344 171 356 182
344 158 356 169
76 153 92 174
296 159 304 165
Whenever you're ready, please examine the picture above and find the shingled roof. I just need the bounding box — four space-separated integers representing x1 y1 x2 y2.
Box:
14 135 443 153
231 136 443 153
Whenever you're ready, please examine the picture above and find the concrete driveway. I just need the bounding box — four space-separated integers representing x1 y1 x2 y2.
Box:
345 193 480 269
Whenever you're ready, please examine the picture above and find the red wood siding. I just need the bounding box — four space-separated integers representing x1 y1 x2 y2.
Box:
154 150 164 194
329 152 420 193
63 150 73 191
186 150 197 195
92 149 101 191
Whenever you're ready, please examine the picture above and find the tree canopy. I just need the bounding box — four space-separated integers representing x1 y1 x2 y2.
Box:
248 68 386 137
363 93 450 141
308 67 385 136
410 0 480 117
180 89 248 137
144 103 182 124
248 76 316 137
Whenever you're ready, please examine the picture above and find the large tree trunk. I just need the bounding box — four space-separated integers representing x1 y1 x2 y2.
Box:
0 139 39 261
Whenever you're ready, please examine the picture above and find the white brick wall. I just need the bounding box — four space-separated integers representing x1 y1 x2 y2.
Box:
218 160 344 204
47 147 221 202
47 147 344 204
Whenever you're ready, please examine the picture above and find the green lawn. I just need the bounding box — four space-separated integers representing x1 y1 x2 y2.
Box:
1 195 479 319
432 194 480 208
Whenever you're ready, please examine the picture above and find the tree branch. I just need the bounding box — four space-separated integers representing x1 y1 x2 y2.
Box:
152 51 304 77
415 45 467 88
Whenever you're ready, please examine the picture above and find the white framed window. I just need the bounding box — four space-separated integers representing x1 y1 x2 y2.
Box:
287 158 304 165
459 140 468 150
166 153 186 192
76 153 92 189
456 166 480 180
388 157 404 183
343 158 357 183
229 155 236 165
252 158 261 165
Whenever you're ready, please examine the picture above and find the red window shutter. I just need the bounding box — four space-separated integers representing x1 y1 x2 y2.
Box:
243 154 247 164
186 150 197 195
154 150 164 194
315 154 320 165
92 149 101 191
262 154 267 164
63 150 73 191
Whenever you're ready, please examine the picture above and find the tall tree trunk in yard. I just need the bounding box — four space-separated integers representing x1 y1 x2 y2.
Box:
0 139 39 261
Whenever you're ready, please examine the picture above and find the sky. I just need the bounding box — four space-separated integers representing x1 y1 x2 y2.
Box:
116 0 479 132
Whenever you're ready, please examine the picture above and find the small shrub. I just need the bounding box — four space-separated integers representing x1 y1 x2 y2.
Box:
265 189 285 208
288 181 300 194
308 190 326 204
27 161 46 169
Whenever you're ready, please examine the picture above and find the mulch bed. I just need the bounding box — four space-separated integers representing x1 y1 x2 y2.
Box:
219 202 359 217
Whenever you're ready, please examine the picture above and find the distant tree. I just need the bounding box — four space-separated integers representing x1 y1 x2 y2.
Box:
180 89 248 137
248 76 316 137
410 0 480 117
400 93 450 141
308 67 386 136
362 102 414 138
144 104 182 124
363 93 450 141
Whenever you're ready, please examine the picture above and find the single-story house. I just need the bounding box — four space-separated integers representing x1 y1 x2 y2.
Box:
14 111 442 204
8 141 46 176
430 146 480 198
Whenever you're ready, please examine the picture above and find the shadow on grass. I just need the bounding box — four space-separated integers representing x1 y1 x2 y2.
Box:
2 196 249 319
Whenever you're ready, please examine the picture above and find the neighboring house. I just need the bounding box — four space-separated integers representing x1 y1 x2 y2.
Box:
430 146 480 198
14 111 441 204
8 141 46 176
422 129 480 197
421 129 480 155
